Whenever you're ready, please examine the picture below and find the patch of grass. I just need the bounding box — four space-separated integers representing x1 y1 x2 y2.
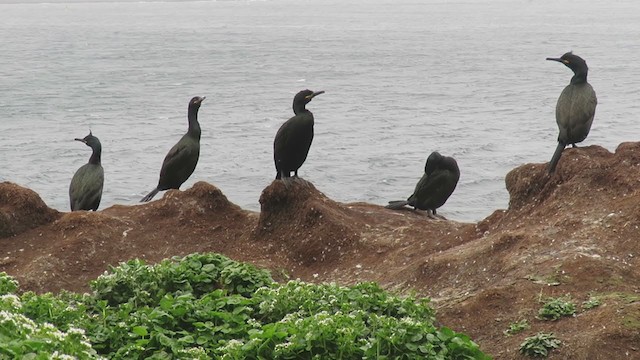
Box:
503 319 530 336
621 307 640 330
598 292 640 304
622 315 640 330
537 296 575 321
525 265 569 286
582 296 601 310
524 274 560 286
520 332 561 357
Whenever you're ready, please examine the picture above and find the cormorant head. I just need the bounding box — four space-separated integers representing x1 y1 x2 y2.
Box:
293 89 325 106
425 151 443 175
546 52 588 75
75 131 101 149
189 96 206 109
190 96 206 105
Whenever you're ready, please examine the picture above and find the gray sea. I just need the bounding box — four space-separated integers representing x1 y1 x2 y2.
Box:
1 0 639 222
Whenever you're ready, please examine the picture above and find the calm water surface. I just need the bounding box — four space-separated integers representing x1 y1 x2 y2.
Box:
1 0 639 222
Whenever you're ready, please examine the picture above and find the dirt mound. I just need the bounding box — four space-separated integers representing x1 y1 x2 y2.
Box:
0 182 60 238
2 144 640 359
254 179 363 267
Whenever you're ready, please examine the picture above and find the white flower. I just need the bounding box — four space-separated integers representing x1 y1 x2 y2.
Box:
67 327 86 336
218 339 244 353
0 294 21 309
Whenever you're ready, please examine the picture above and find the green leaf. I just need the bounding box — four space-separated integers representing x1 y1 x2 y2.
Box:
132 326 148 337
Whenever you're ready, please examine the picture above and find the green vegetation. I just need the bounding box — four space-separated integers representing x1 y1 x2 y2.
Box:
581 296 601 310
519 332 561 357
537 296 576 321
503 319 529 336
0 254 489 359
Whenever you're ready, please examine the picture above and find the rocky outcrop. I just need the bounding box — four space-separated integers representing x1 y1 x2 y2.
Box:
1 144 640 359
0 182 61 238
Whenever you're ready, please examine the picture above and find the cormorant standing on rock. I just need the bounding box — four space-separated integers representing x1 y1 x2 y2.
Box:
141 96 205 202
273 89 324 180
546 52 597 173
386 152 460 219
69 131 104 211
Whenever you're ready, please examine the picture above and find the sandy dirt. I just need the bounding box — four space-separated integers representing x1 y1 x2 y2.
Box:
2 143 640 359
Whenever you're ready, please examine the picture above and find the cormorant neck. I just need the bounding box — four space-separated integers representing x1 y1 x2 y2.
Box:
293 102 308 115
570 67 588 85
89 144 101 165
187 105 201 139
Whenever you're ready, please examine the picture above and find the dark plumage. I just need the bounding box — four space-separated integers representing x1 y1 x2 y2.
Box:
386 152 460 219
273 89 325 180
141 96 205 202
69 131 104 211
546 52 597 173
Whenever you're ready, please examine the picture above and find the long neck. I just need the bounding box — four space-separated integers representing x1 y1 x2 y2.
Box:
187 105 201 139
89 144 101 165
293 101 308 115
570 67 588 85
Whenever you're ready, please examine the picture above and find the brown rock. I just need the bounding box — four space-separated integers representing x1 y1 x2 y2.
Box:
0 181 60 239
1 144 640 359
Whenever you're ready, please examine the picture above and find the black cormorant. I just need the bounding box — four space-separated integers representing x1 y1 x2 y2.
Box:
273 89 324 180
546 52 597 173
386 152 460 219
141 96 205 202
69 131 104 211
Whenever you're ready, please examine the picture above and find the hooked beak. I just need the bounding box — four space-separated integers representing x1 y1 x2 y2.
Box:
546 57 568 64
306 90 325 100
74 138 86 143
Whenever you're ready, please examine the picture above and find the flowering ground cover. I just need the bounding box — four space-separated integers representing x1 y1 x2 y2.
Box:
0 253 488 359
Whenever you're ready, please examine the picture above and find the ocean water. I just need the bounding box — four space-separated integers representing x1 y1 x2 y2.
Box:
1 0 639 222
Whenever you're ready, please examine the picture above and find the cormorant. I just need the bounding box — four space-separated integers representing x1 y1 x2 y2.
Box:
546 52 597 173
386 151 460 219
141 96 205 202
273 89 324 180
69 131 104 211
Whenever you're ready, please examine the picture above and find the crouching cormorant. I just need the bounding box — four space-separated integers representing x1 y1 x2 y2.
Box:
273 89 324 180
386 151 460 219
69 131 104 211
546 52 597 173
141 96 205 202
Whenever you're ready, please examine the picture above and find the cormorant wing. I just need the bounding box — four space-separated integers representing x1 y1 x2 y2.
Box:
273 117 294 161
556 84 597 143
69 164 104 211
411 169 457 209
159 137 196 177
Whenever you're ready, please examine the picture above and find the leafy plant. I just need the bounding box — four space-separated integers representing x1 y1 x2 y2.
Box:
520 332 561 357
0 272 18 295
582 296 601 310
537 296 575 320
0 292 101 359
0 253 490 359
503 319 529 336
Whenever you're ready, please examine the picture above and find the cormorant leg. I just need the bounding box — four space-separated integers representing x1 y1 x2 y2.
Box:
426 209 439 220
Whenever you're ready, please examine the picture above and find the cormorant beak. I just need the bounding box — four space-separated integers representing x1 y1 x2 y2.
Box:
546 57 569 64
198 96 206 103
306 90 325 100
74 138 86 143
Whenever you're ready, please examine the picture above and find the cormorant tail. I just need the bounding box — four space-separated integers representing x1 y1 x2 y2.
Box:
141 188 159 203
548 141 566 173
385 200 409 210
